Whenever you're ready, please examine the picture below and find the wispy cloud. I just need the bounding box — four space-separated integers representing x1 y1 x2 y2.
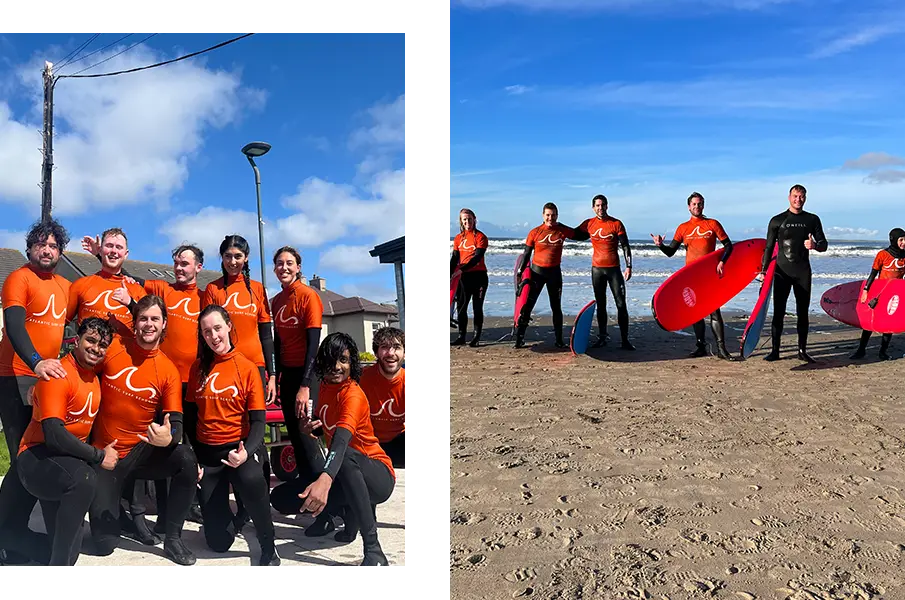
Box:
536 78 879 112
842 152 905 170
810 23 905 59
825 226 880 239
864 169 905 184
455 0 797 12
504 84 534 95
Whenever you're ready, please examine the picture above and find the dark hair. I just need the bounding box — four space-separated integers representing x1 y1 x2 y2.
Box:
591 194 607 207
101 227 128 246
272 246 302 281
687 192 704 205
219 235 255 300
372 327 404 354
132 295 168 342
315 332 362 383
173 244 204 265
25 218 70 253
78 317 114 346
789 184 807 195
542 202 558 214
196 304 235 386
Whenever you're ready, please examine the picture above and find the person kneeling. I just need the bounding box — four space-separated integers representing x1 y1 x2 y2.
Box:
270 332 396 566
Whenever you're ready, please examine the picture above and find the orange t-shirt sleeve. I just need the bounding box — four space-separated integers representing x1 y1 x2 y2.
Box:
616 220 627 238
129 281 147 301
476 232 489 249
334 385 368 436
33 375 73 422
66 278 83 322
714 221 728 242
201 284 217 309
303 291 324 329
161 363 183 413
246 363 266 412
256 282 272 324
872 251 885 272
144 279 166 297
672 222 686 244
1 269 29 309
578 219 591 234
525 229 537 248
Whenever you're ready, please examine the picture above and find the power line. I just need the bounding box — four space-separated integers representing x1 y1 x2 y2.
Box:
54 33 99 70
59 33 254 80
56 33 135 75
61 33 159 78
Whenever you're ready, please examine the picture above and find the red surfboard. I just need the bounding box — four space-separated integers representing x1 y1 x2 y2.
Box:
652 238 766 331
513 261 532 328
450 270 462 307
822 279 905 333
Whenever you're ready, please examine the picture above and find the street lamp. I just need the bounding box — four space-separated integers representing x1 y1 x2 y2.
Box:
241 141 272 291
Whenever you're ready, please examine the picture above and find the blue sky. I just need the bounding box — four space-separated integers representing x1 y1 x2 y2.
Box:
0 33 404 302
451 0 905 240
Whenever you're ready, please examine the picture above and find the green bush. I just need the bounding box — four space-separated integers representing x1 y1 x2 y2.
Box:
0 433 9 477
359 351 376 362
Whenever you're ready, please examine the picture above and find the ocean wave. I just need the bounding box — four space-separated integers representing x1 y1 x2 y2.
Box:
485 269 863 280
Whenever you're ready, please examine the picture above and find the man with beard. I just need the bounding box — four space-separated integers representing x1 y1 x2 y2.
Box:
67 228 146 338
0 218 72 564
83 237 207 529
86 295 198 565
760 185 828 363
360 327 405 469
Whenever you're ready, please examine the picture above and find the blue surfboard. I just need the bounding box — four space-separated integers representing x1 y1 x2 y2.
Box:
570 300 597 356
740 251 777 359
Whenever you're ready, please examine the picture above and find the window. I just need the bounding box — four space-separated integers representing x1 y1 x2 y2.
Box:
372 321 384 332
148 268 165 278
165 271 176 279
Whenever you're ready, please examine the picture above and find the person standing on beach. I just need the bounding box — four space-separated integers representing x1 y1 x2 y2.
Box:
450 208 489 347
572 194 635 350
651 192 735 360
850 227 905 361
514 203 579 349
760 184 828 363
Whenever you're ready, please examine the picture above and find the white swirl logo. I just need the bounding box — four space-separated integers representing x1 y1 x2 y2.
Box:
276 305 298 325
590 228 614 240
223 291 255 310
69 392 98 418
371 397 404 419
33 294 66 320
106 366 157 399
682 287 697 307
458 239 476 250
196 372 239 399
883 259 905 271
888 295 900 316
84 290 127 312
538 233 564 245
689 226 713 238
167 297 200 317
318 404 337 431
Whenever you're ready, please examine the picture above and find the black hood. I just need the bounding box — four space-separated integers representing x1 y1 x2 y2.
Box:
888 228 905 259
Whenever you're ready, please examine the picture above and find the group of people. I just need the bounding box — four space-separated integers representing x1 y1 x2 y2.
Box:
0 219 405 567
452 185 904 361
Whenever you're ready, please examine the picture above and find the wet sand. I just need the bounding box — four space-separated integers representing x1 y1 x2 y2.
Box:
450 313 905 599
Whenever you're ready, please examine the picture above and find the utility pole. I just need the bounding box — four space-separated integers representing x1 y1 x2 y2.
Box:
41 61 55 223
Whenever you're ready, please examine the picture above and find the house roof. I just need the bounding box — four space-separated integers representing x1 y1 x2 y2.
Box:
369 236 404 264
0 248 28 290
60 251 223 288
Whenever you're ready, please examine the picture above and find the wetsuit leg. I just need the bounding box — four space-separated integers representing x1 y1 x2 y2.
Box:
544 267 564 342
591 267 609 339
692 320 706 345
197 463 236 552
17 446 97 565
605 267 629 342
88 443 153 555
279 367 321 484
0 460 50 564
516 271 548 333
132 445 198 541
227 456 276 555
456 274 473 336
771 268 793 353
879 333 893 359
469 271 488 338
791 271 812 350
710 309 727 347
381 432 405 469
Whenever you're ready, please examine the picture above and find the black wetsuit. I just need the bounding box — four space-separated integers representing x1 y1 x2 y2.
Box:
762 209 828 353
573 228 633 344
450 247 488 341
517 263 564 342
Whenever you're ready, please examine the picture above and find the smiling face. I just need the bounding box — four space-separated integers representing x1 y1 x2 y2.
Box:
376 337 404 378
324 348 351 384
200 311 233 355
688 197 705 218
74 328 111 369
593 198 606 219
274 251 300 287
222 246 247 278
788 189 806 213
460 211 476 232
543 208 558 227
134 304 166 349
101 234 128 273
173 250 201 286
28 233 61 272
898 237 905 251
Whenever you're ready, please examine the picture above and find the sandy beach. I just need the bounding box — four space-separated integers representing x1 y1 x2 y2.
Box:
450 313 905 599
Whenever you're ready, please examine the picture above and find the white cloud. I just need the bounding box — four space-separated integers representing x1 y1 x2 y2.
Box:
319 244 380 274
276 169 405 247
349 94 404 149
504 84 533 95
0 42 265 217
0 229 28 251
824 227 879 239
158 206 262 269
337 281 397 304
305 135 331 152
842 152 905 170
810 24 904 59
864 169 905 184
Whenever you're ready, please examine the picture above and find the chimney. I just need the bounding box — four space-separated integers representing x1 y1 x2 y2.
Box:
310 274 326 291
299 275 308 286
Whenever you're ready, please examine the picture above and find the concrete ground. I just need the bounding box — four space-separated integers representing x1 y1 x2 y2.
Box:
0 469 404 566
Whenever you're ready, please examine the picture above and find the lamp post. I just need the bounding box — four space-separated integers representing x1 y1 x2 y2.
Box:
241 141 272 291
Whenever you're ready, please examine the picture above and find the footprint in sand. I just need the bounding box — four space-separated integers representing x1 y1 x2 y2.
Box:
451 511 486 526
504 567 537 582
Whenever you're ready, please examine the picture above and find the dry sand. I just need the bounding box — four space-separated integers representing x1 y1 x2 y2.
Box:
450 313 905 599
